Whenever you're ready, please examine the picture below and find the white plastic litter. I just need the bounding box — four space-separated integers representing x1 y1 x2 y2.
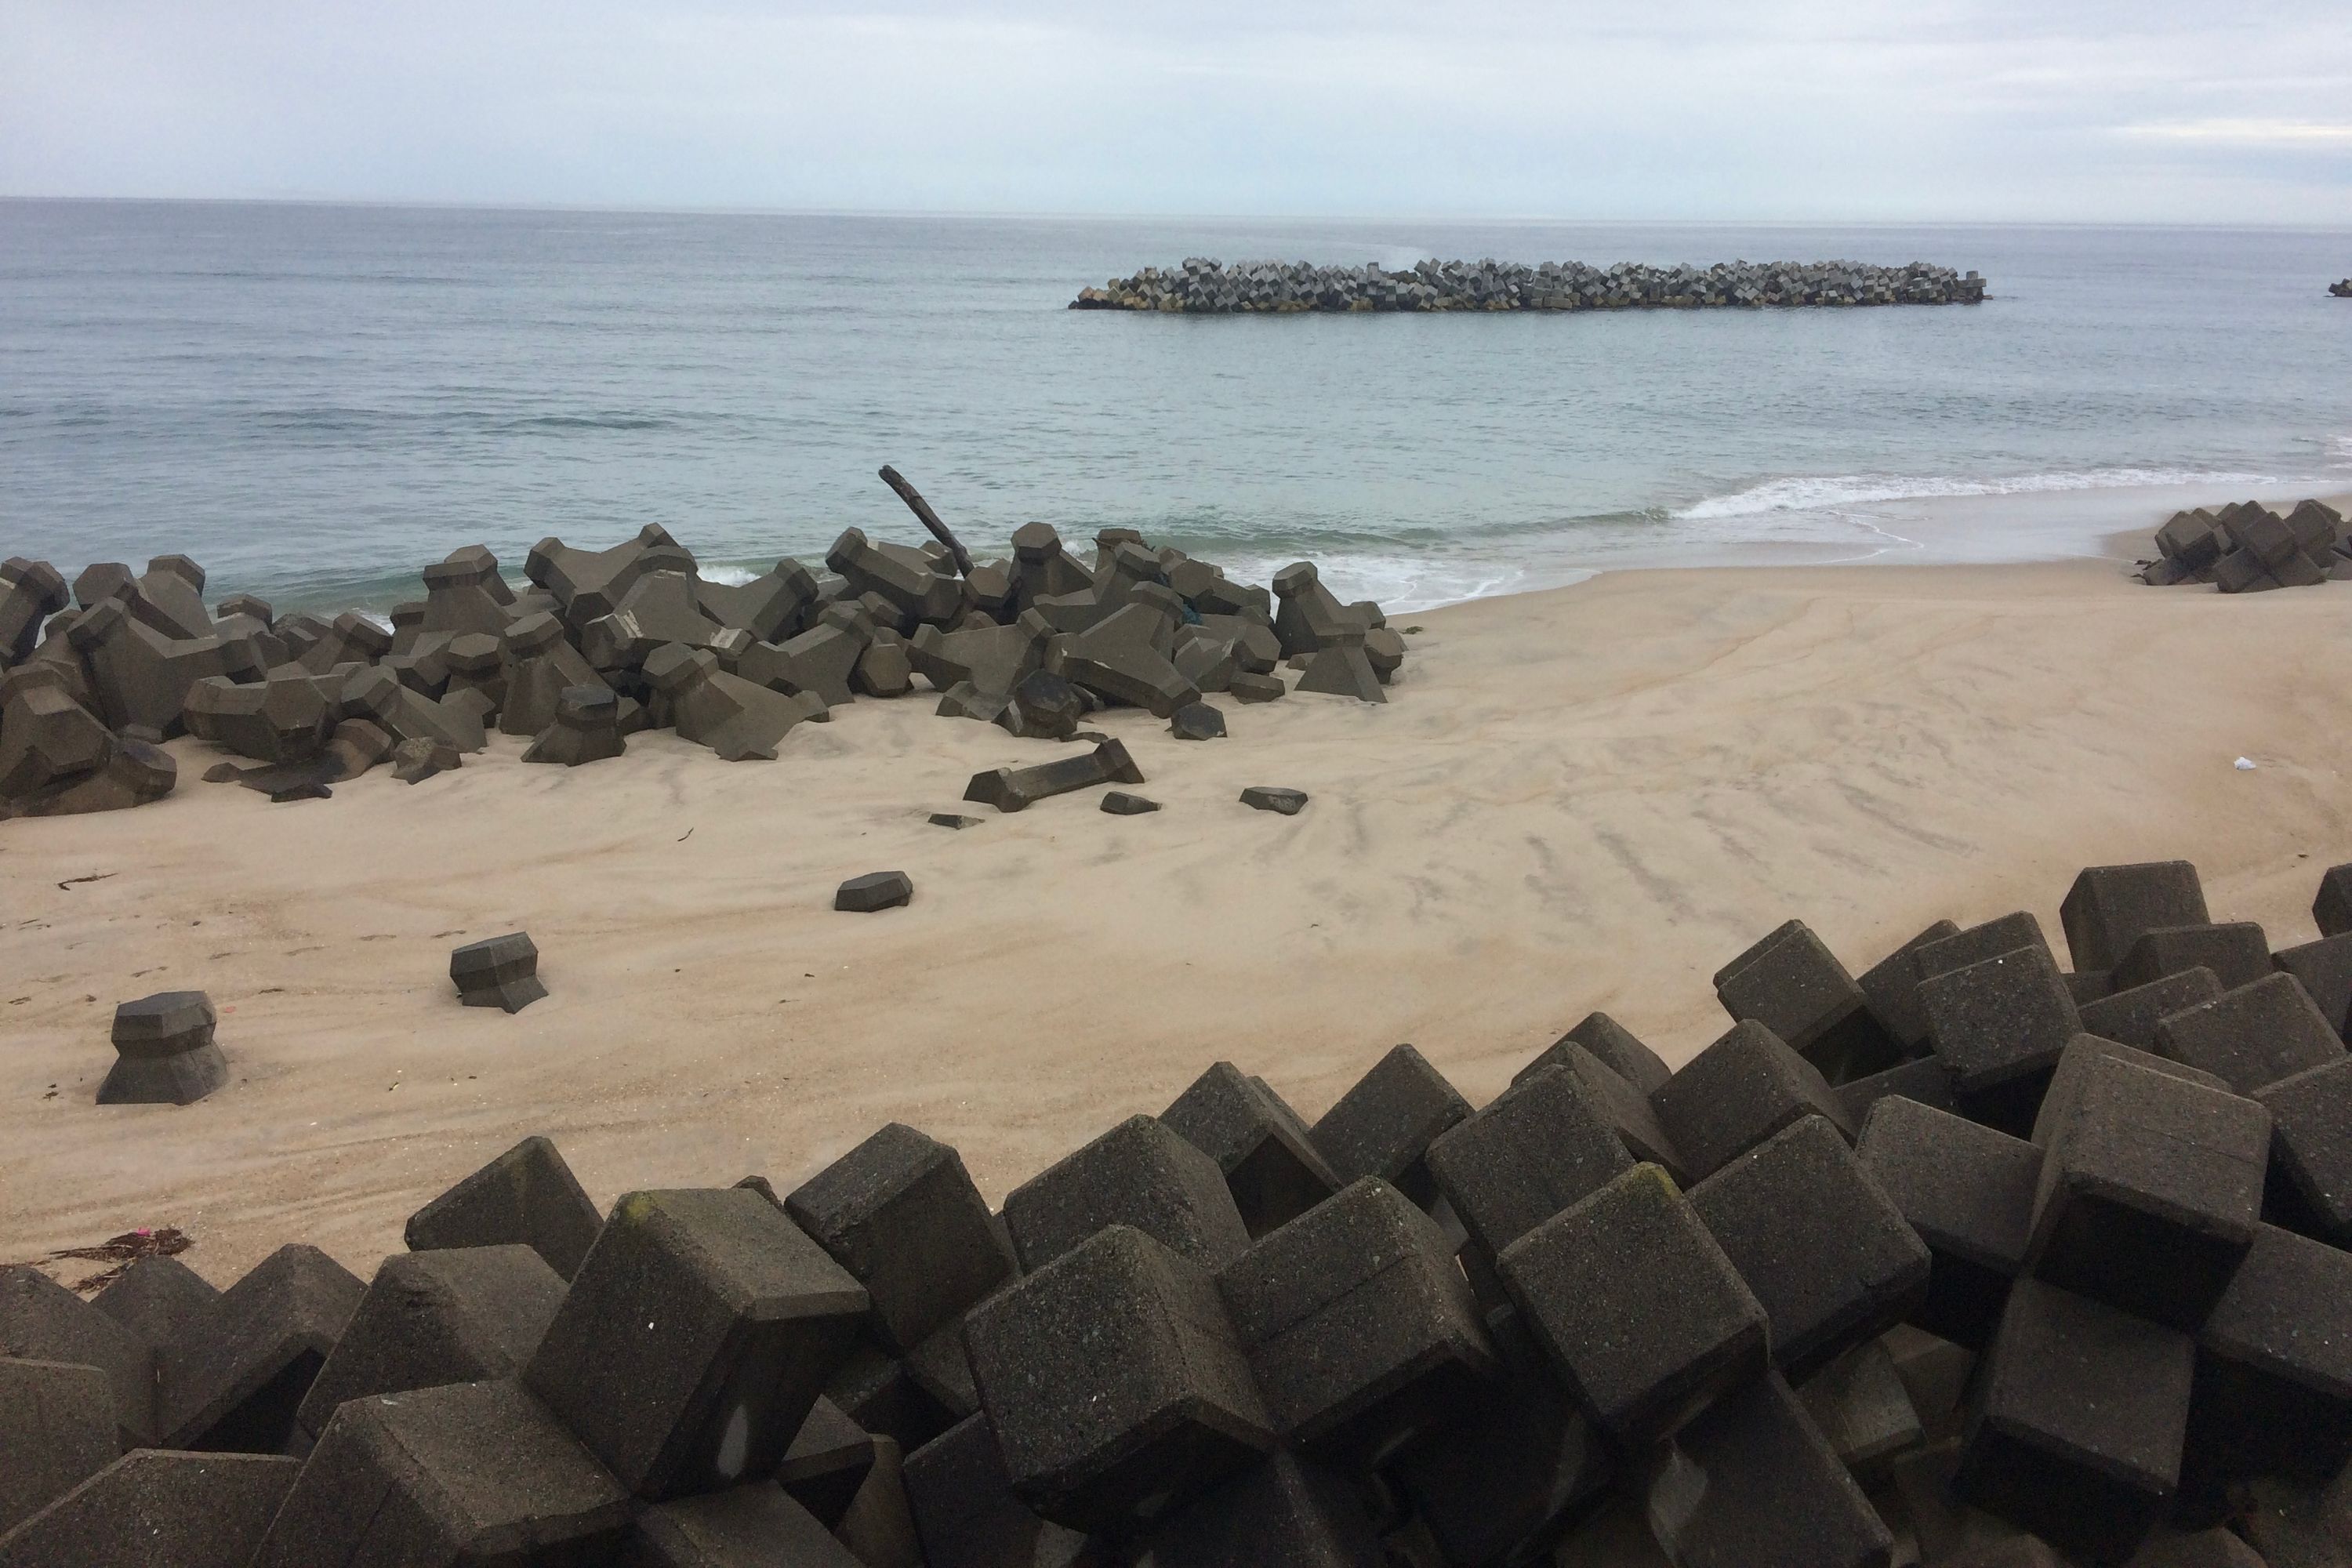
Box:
2235 757 2257 771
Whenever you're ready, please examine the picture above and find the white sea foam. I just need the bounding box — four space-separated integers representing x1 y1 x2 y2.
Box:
1674 467 2282 521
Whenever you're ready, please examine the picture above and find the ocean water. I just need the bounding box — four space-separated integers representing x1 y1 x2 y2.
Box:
3 201 2348 614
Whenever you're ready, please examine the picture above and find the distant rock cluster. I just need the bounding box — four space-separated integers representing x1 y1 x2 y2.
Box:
1073 258 1988 314
2138 499 2349 590
0 518 1404 820
2332 278 2350 298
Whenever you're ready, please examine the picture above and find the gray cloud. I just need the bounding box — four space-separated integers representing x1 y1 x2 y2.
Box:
4 0 2348 218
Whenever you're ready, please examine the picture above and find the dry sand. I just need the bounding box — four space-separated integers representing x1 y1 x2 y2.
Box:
8 550 2352 1286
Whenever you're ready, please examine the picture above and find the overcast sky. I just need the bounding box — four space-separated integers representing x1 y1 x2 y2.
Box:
5 0 2349 221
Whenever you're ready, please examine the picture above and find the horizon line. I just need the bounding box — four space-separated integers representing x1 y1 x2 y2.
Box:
4 193 2350 234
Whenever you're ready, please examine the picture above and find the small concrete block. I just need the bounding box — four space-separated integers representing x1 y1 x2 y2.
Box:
2154 971 2347 1094
1169 701 1225 740
1497 1164 1768 1447
1099 789 1159 815
158 1243 363 1453
1388 1360 1613 1568
1163 1062 1342 1239
778 1396 875 1527
785 1122 1012 1356
2315 864 2352 938
1915 911 2054 983
964 1225 1274 1536
449 931 546 1012
294 1244 567 1443
390 735 460 783
964 739 1144 812
1835 1054 1960 1127
1217 1178 1496 1462
1796 1338 1924 1485
1918 945 2083 1133
1649 1019 1852 1182
1512 1035 1688 1181
1952 1277 2192 1567
901 1414 1085 1568
253 1377 633 1566
836 870 913 913
1522 1011 1673 1098
1001 1114 1251 1272
2113 923 2272 992
1138 1450 1384 1567
0 1450 299 1568
1690 1115 1930 1379
1427 1065 1635 1264
0 1359 118 1536
91 1254 220 1351
1858 919 1962 1051
100 989 226 1106
1646 1370 1896 1568
2027 1034 2230 1149
2273 931 2352 1040
927 811 982 829
2023 1048 2258 1335
619 1484 866 1566
0 1265 156 1449
2062 862 2211 973
1308 1044 1470 1210
2256 1055 2352 1246
1715 919 1896 1081
822 1341 955 1457
2179 1223 2352 1515
1239 785 1306 815
1226 670 1285 702
405 1134 604 1280
1856 1097 2040 1350
524 1187 869 1500
2077 967 2225 1050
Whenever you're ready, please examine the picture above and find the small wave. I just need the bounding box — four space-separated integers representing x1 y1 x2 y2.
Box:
696 563 763 586
503 413 671 433
1675 466 2281 521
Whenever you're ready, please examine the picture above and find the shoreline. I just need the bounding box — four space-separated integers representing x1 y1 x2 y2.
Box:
9 550 2352 1285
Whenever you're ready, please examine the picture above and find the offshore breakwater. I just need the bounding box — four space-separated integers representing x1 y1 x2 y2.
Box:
1073 257 1988 312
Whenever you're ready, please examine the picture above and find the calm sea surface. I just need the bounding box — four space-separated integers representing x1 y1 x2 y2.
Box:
3 201 2348 612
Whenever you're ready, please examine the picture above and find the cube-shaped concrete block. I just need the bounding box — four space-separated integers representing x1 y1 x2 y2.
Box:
1308 1044 1469 1209
1835 1054 1959 1127
0 1265 156 1450
1646 1370 1896 1568
1714 920 1896 1081
524 1187 870 1500
1388 1359 1614 1568
1136 1450 1384 1567
1650 1020 1851 1182
2154 972 2347 1094
2256 1056 2352 1246
2028 1053 2266 1333
778 1396 875 1528
1915 911 2053 983
1919 945 2082 1133
1856 1097 2039 1350
405 1134 604 1281
295 1244 566 1443
1857 919 1962 1052
0 1359 118 1536
2273 932 2352 1041
1953 1278 2192 1567
1428 1065 1634 1264
619 1483 866 1567
1217 1178 1495 1462
1497 1165 1767 1447
159 1243 365 1454
90 1254 220 1352
254 1377 633 1566
2314 864 2352 938
2113 923 2271 993
0 1450 298 1568
963 1225 1275 1537
2179 1223 2352 1508
1690 1115 1929 1380
785 1122 1012 1355
1000 1114 1250 1274
1516 1036 1689 1181
1797 1338 1924 1486
1162 1062 1341 1239
1524 1011 1672 1098
2060 862 2210 974
2077 967 2223 1051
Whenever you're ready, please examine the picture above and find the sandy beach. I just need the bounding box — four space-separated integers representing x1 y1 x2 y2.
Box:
7 544 2352 1287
